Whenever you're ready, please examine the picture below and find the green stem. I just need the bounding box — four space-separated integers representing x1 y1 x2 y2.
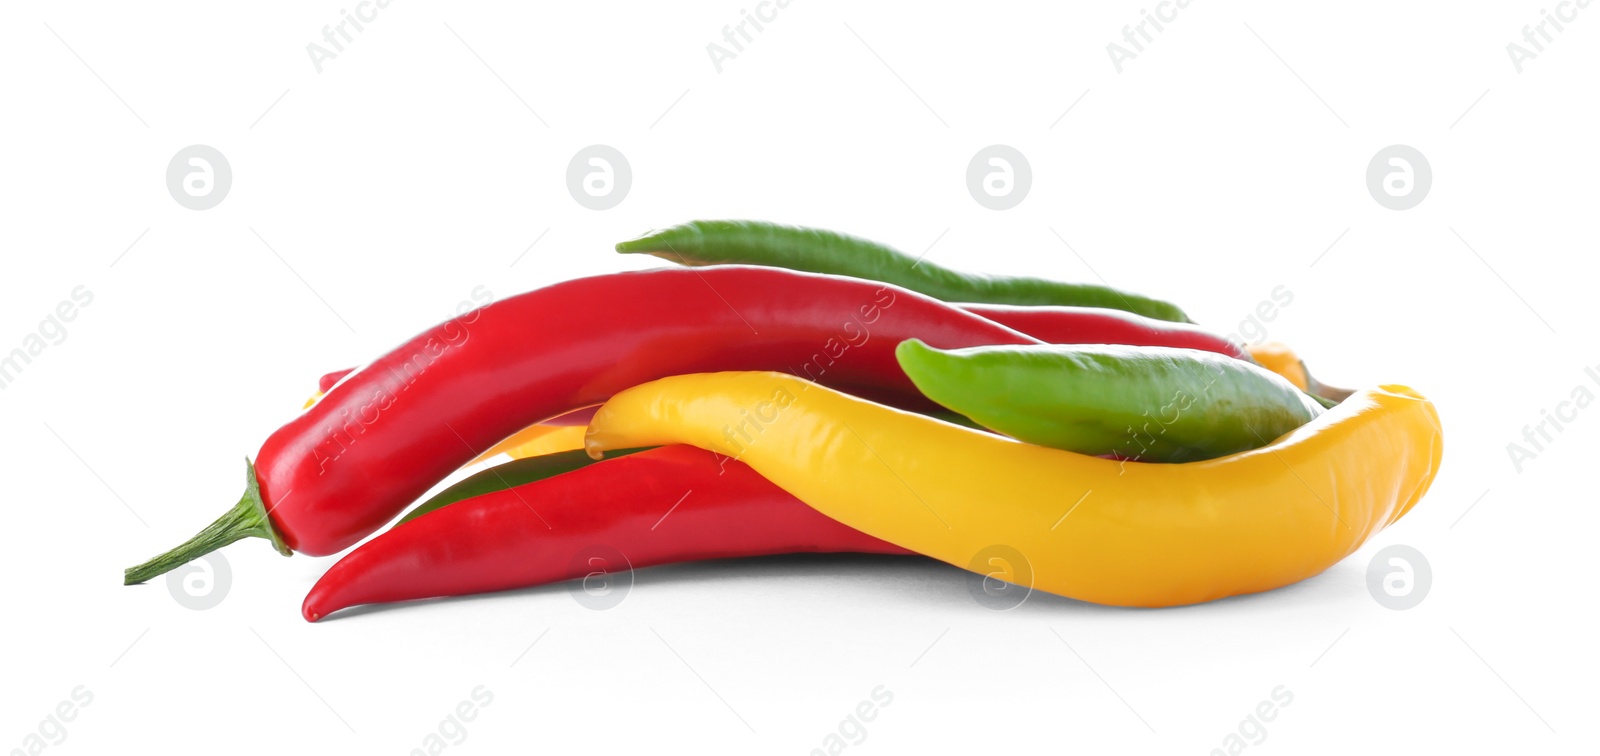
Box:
123 459 291 585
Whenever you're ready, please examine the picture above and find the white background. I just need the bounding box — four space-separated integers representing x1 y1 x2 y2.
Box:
1 2 1595 754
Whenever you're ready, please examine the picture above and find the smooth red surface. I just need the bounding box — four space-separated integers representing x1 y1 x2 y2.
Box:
301 446 911 620
961 303 1249 360
313 307 1241 425
257 266 1041 556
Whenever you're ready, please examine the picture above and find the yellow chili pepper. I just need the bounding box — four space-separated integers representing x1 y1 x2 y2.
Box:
584 371 1442 607
1247 343 1310 391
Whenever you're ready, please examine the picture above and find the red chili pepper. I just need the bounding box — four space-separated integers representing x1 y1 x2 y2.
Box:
301 445 910 621
125 266 1040 583
961 304 1249 360
308 306 1245 415
535 406 596 427
316 368 352 393
319 376 597 428
473 302 1245 443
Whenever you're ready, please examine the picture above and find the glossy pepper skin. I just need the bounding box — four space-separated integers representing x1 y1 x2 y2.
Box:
959 304 1247 360
1247 342 1354 403
305 389 590 460
308 302 1247 458
584 372 1443 608
895 340 1324 462
397 448 650 525
125 267 1042 583
301 446 910 621
470 425 587 462
616 220 1192 323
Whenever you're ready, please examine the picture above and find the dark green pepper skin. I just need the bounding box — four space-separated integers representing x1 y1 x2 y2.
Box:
617 220 1192 323
895 340 1324 462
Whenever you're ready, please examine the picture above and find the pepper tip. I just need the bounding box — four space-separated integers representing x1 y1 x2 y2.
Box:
613 230 662 254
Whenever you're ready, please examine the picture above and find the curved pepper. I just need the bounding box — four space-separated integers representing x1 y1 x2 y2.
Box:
960 304 1247 360
1247 342 1353 403
617 220 1192 322
303 391 588 459
317 368 353 393
397 447 650 525
302 446 909 621
895 340 1323 461
125 267 1043 584
584 372 1442 607
307 302 1254 459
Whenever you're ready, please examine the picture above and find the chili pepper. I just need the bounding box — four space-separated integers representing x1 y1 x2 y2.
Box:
470 425 587 462
301 445 910 621
959 304 1247 360
312 303 1244 452
895 339 1324 462
399 447 650 525
306 391 589 457
1247 342 1354 403
317 368 352 393
584 371 1442 607
542 406 598 426
124 267 1044 584
303 369 357 409
306 304 1245 407
616 220 1192 323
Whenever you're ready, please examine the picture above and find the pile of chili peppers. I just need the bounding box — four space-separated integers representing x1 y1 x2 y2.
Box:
124 220 1443 620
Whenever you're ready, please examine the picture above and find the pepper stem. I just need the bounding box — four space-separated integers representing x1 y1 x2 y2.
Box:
1306 371 1355 405
123 459 290 585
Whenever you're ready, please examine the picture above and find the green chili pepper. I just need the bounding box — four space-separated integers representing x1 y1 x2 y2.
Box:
894 339 1325 462
398 447 652 524
616 220 1192 323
